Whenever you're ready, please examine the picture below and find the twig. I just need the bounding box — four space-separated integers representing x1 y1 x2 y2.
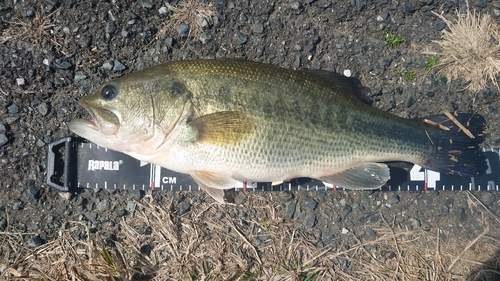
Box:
423 119 450 131
228 220 262 265
435 228 441 277
466 191 500 224
303 246 332 267
441 107 475 138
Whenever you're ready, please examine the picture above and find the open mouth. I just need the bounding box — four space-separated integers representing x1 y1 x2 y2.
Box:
70 99 120 136
77 99 99 128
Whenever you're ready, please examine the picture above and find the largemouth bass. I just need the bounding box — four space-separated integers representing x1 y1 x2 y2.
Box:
69 59 487 203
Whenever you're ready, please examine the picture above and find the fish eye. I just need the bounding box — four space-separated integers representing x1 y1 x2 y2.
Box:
101 86 116 99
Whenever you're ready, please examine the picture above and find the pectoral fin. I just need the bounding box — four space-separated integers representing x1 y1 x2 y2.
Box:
191 170 238 203
319 163 390 190
189 111 254 146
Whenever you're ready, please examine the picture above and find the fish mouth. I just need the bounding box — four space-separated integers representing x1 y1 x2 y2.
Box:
69 99 120 136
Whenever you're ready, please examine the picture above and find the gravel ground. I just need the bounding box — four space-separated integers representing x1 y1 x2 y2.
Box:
1 0 500 280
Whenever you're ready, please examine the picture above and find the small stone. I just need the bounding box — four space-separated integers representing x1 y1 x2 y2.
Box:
305 214 317 228
126 201 136 213
406 96 415 108
410 218 421 228
85 212 97 221
199 33 212 44
54 60 72 70
198 17 209 28
234 194 247 205
458 208 466 222
113 209 127 217
140 244 152 255
304 44 315 52
341 228 349 234
66 0 76 8
178 202 191 215
16 78 25 86
102 61 113 70
113 60 126 71
365 227 377 240
121 30 129 37
358 213 371 222
12 201 22 210
271 19 284 28
27 236 43 248
343 69 351 77
124 11 137 19
279 191 294 202
481 192 496 206
158 6 169 15
252 23 264 34
38 102 49 116
37 139 45 147
127 190 142 200
26 9 35 18
357 1 366 11
27 185 40 200
0 134 8 147
290 2 301 10
294 44 302 51
284 203 296 220
140 0 153 9
343 204 352 213
390 194 400 204
8 104 19 114
74 74 87 81
165 37 176 47
302 197 318 210
0 219 6 232
436 21 446 31
106 22 116 34
377 12 389 21
96 200 109 212
405 2 416 13
235 31 247 44
176 24 190 38
474 1 486 8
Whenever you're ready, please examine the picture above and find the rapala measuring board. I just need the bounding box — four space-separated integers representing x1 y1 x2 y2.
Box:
46 137 500 193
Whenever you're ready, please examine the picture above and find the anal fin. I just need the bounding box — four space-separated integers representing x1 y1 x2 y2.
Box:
191 170 237 203
319 162 390 190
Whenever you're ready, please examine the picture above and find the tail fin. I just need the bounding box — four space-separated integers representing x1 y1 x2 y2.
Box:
422 113 487 177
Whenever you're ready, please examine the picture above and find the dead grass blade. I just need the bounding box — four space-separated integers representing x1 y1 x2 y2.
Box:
158 0 217 40
426 2 500 93
1 194 499 280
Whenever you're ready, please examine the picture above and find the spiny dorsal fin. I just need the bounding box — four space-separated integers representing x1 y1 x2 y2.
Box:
189 111 254 146
301 70 373 105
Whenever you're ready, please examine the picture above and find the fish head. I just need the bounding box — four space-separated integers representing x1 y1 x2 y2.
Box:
69 69 191 159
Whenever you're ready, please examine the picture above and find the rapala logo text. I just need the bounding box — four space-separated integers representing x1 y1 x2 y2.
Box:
88 160 123 171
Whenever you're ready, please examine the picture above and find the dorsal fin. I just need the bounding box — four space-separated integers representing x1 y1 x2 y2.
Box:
302 70 373 105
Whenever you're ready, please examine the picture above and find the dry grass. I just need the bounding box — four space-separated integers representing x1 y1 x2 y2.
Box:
425 4 500 93
159 0 217 39
1 193 499 281
1 8 59 47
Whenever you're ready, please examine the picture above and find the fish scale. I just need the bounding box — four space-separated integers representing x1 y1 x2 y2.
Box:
69 59 487 203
